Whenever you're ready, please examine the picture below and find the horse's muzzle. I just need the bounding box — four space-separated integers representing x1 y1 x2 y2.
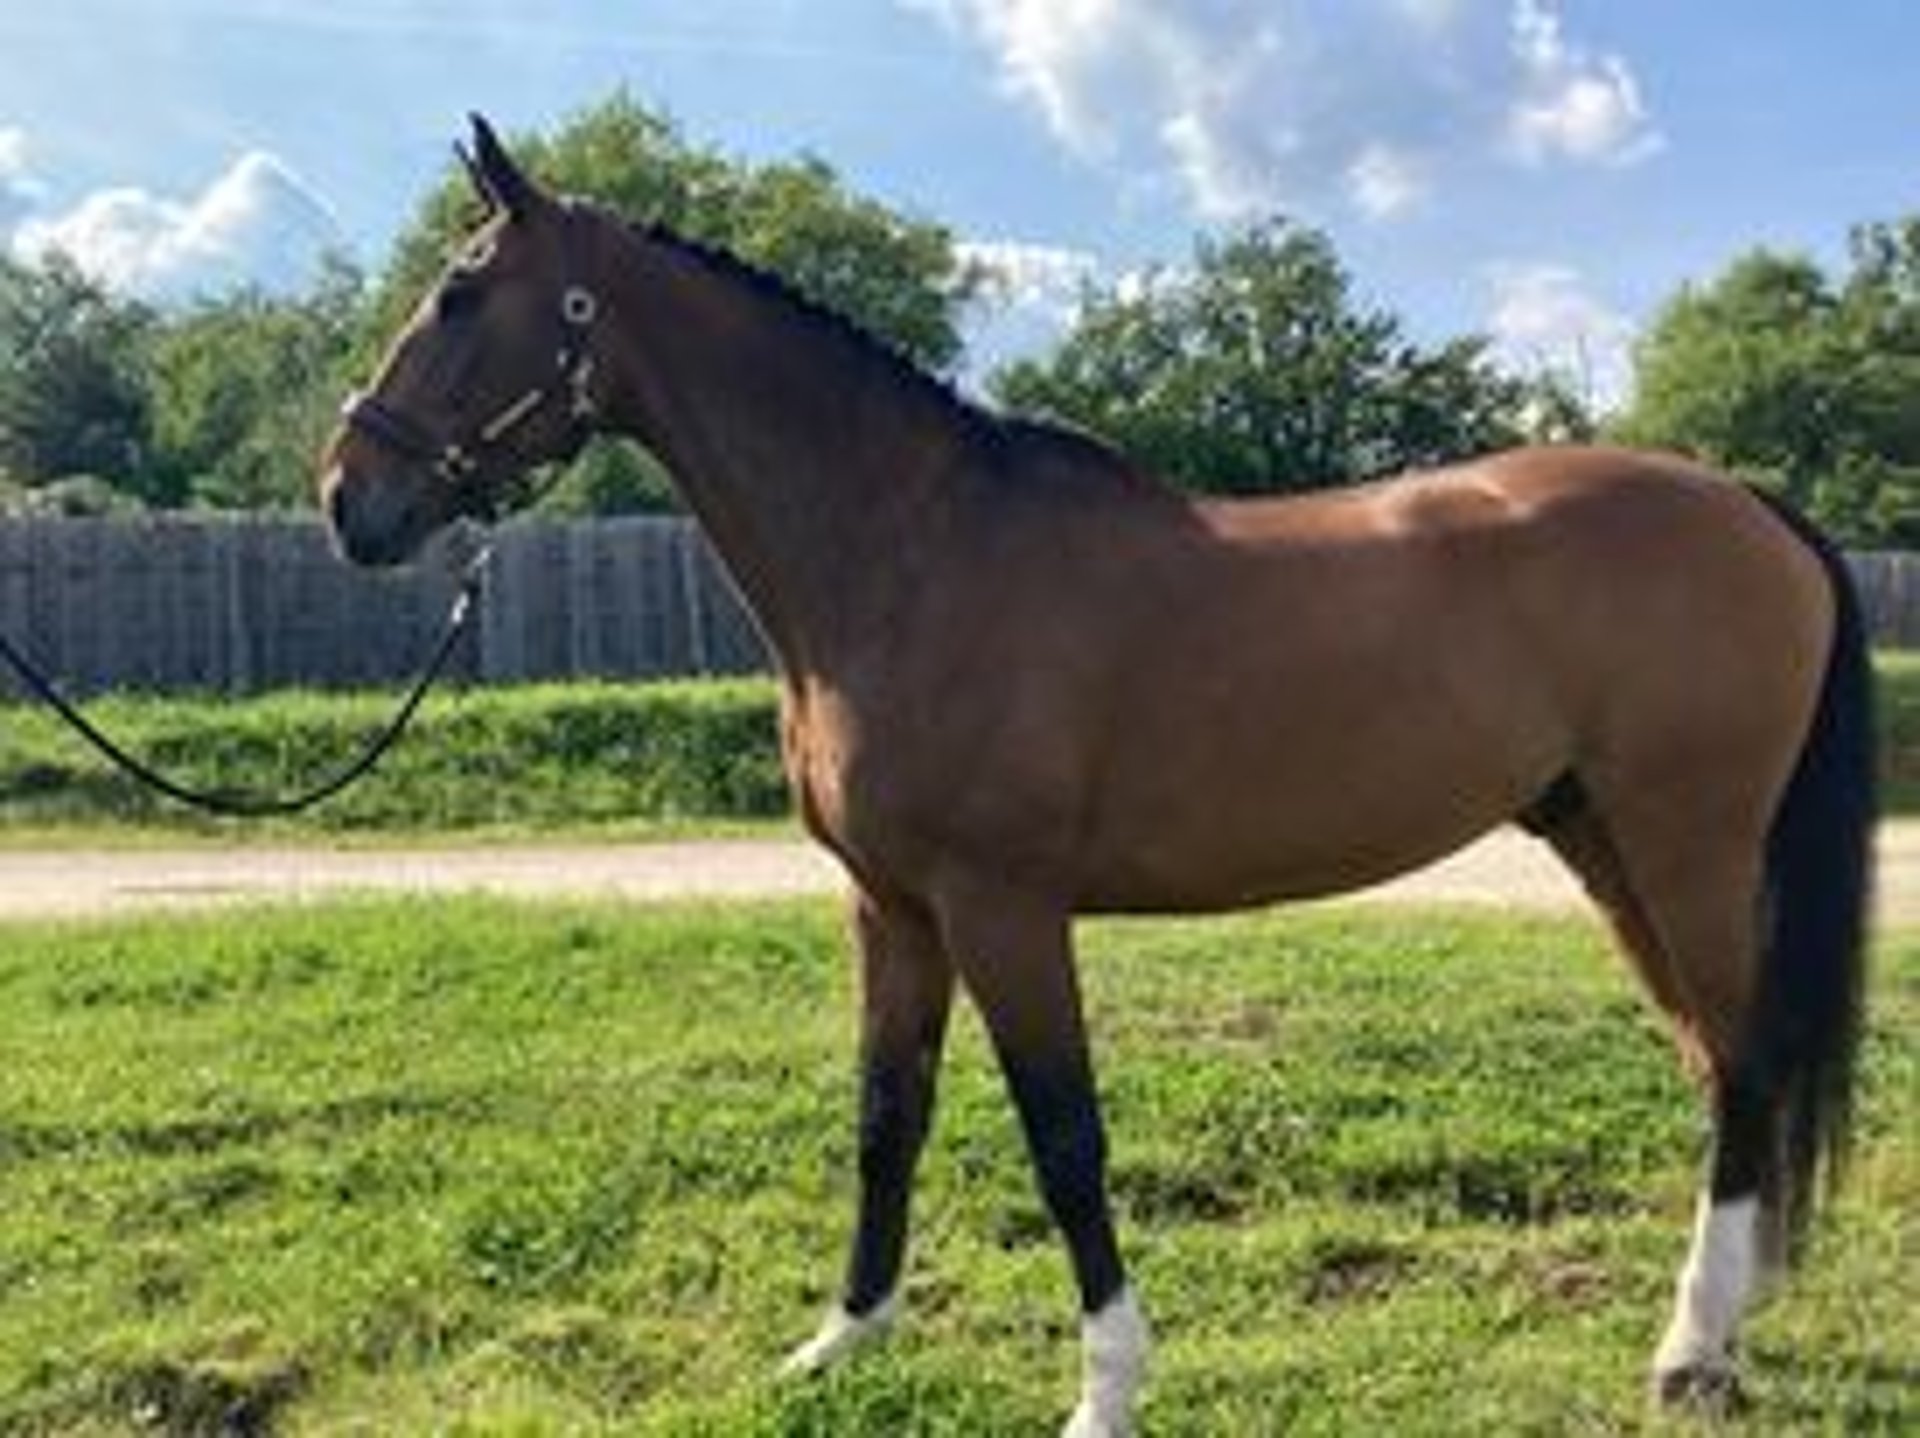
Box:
322 465 422 569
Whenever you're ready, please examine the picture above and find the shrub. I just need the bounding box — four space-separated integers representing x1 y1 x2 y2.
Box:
0 679 787 832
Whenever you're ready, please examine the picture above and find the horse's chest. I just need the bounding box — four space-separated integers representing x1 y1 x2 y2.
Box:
781 698 851 838
781 691 912 864
784 685 1063 892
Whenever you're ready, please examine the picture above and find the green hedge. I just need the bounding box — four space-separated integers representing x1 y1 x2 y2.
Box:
0 679 787 833
3 660 1919 835
1875 653 1920 813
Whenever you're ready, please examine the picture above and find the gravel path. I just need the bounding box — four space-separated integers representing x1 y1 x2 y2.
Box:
2 823 1917 925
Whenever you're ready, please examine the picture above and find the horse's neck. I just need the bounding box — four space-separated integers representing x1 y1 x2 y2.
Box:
592 226 965 677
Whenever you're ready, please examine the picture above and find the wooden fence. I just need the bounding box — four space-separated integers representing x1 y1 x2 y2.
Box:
0 516 765 695
0 516 1917 696
1842 552 1920 649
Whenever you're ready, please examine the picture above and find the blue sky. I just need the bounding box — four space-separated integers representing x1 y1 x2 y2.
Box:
2 1 1915 407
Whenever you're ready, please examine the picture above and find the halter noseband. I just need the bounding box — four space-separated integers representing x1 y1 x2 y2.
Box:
340 203 601 519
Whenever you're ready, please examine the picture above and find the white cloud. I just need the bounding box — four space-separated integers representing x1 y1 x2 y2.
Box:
1507 0 1661 166
1346 143 1428 220
905 1 1662 222
12 150 344 301
956 236 1107 379
0 128 28 185
0 126 46 235
1392 0 1466 31
1486 261 1636 413
906 0 1144 158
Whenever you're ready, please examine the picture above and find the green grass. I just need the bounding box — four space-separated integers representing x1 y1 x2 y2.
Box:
0 899 1912 1433
8 654 1920 839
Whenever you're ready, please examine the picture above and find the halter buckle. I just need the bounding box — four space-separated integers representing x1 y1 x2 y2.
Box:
562 286 598 326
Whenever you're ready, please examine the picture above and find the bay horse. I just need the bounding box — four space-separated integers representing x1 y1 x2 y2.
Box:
321 118 1873 1434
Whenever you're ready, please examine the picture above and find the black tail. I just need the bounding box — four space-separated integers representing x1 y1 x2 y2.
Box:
1744 491 1876 1260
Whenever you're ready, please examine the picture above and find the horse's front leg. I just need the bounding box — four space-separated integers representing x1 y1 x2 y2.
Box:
937 877 1149 1438
783 889 954 1375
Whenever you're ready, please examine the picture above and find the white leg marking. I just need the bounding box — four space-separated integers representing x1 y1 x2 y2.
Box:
1062 1287 1150 1438
1653 1194 1760 1389
779 1291 899 1377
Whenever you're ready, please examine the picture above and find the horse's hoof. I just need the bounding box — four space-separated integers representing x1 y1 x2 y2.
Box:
1651 1360 1746 1416
777 1296 897 1379
1062 1288 1147 1437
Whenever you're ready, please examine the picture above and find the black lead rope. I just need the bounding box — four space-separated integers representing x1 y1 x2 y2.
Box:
0 546 491 819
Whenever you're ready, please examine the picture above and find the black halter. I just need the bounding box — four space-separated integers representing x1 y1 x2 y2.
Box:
340 202 601 519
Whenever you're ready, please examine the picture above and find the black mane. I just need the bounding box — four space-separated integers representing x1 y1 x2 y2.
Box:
607 207 1141 483
617 210 973 409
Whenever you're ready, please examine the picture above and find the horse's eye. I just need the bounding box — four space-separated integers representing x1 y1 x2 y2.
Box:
435 280 483 324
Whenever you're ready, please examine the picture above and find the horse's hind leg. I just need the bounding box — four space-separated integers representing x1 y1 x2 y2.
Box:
1537 796 1696 1052
1534 778 1767 1397
1643 876 1778 1410
1553 783 1776 1410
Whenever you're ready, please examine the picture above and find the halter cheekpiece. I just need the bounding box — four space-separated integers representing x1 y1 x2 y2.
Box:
340 202 601 518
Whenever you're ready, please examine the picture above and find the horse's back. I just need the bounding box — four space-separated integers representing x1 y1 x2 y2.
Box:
1062 446 1835 909
1200 444 1832 700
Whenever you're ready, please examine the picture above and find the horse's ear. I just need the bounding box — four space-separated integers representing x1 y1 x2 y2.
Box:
467 113 538 220
454 140 494 216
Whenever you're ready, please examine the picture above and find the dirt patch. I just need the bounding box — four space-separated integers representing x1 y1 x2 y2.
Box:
1 824 1916 923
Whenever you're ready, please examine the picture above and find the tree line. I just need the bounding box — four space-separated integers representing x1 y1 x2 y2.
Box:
3 92 1917 546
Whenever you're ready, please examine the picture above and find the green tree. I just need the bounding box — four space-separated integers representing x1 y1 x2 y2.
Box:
0 253 162 502
367 92 980 513
147 256 364 510
989 220 1530 496
1617 220 1920 545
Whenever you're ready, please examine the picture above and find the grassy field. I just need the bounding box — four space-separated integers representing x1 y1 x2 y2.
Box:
4 653 1920 837
0 898 1912 1434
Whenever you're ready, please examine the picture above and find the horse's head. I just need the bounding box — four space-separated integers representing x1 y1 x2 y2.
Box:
321 115 600 566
